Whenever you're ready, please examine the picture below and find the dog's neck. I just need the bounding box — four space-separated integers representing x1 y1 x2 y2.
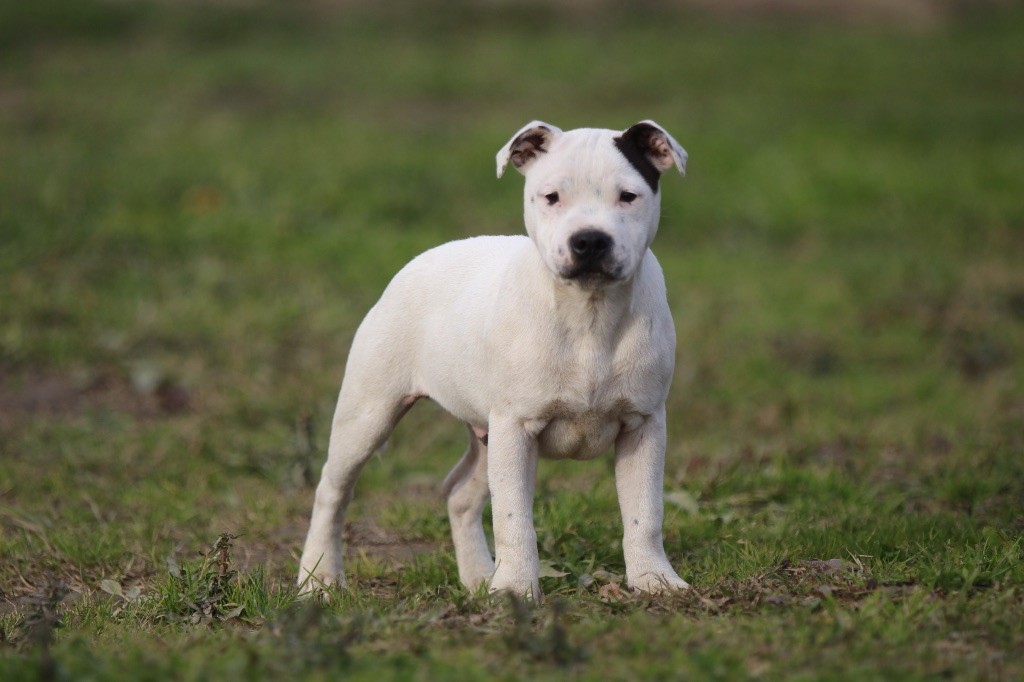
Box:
540 257 642 345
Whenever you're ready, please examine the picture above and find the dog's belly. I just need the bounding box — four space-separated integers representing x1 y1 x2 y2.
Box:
537 411 630 461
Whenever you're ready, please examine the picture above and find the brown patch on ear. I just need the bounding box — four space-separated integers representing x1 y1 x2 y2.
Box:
644 133 676 173
510 131 550 170
625 123 674 173
615 120 687 188
497 121 563 177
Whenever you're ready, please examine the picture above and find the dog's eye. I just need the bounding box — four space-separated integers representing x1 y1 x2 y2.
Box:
544 192 559 206
619 191 638 204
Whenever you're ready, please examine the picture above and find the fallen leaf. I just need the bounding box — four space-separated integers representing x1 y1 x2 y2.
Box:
219 604 244 621
590 569 623 584
538 562 568 578
598 582 627 602
99 579 123 598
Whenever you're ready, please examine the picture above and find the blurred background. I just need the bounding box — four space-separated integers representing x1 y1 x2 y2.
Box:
1 0 1022 594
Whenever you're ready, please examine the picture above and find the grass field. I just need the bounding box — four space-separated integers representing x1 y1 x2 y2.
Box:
1 1 1023 679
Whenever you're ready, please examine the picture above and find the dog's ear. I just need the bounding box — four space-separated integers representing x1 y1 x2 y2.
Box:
496 121 563 178
614 120 687 190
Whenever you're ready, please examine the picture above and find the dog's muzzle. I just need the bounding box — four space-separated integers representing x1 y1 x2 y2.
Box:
564 229 619 280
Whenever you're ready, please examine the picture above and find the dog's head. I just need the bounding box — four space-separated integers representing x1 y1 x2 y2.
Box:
497 120 686 288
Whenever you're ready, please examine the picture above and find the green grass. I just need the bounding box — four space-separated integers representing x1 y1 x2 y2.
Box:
2 1 1023 679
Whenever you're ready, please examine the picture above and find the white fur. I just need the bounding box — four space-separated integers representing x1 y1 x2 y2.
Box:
298 121 688 598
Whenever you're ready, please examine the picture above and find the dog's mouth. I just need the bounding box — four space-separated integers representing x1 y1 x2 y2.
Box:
560 262 624 286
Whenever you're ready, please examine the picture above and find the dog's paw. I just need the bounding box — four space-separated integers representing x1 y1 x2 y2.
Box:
461 569 496 594
297 568 346 597
487 567 541 600
627 570 689 594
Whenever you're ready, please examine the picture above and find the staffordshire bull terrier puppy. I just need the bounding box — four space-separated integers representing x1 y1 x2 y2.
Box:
299 120 688 599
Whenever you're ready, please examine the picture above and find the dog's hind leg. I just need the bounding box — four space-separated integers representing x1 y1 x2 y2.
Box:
298 323 421 593
443 425 495 590
298 393 411 593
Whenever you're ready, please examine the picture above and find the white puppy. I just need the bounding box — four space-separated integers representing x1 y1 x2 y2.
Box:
299 120 689 598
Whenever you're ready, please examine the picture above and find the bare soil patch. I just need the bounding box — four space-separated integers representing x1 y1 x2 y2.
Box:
681 0 952 26
0 367 191 428
230 518 442 577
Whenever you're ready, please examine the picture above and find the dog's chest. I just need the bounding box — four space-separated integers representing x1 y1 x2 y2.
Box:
535 402 643 461
514 318 666 461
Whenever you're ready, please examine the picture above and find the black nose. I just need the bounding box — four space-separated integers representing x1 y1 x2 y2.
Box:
568 230 613 262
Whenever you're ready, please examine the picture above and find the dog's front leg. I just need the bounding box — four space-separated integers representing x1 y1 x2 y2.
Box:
615 407 689 593
486 415 541 599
